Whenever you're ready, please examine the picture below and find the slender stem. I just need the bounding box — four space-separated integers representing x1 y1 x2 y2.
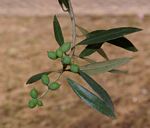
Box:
39 89 49 99
68 0 77 57
38 71 63 99
55 70 64 82
37 1 77 100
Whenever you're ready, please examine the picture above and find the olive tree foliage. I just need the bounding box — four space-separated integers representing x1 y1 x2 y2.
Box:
26 0 142 118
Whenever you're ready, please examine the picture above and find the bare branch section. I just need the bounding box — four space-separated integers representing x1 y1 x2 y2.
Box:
68 0 77 56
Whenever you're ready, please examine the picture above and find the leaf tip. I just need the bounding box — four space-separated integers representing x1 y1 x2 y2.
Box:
54 15 57 18
133 49 138 52
26 81 29 85
137 28 143 31
26 79 32 85
111 113 117 119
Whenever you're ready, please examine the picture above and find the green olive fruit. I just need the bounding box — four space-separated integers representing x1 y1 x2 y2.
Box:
61 56 71 65
70 64 80 73
47 51 57 60
48 82 61 90
28 99 38 108
37 99 43 107
56 48 63 58
61 42 71 52
30 88 38 99
41 74 49 85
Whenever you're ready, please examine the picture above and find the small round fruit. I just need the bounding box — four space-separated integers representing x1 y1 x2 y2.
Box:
70 64 80 73
37 99 43 107
48 82 61 90
41 74 49 85
30 88 38 99
61 42 71 52
61 56 71 65
56 48 63 58
47 51 57 60
28 99 37 109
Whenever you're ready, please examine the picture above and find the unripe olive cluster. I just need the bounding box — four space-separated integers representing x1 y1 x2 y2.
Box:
28 75 61 109
41 74 61 90
28 88 43 108
28 42 80 108
47 42 71 60
47 42 80 73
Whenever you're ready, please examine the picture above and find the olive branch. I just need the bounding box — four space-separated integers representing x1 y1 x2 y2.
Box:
26 0 142 118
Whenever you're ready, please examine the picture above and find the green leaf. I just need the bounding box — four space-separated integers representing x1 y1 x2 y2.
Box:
78 28 139 59
58 0 69 11
87 30 138 52
79 44 101 58
79 36 137 58
79 70 114 112
77 29 103 58
76 24 89 36
53 15 64 46
97 48 109 60
62 0 70 10
107 37 138 52
87 30 105 37
80 57 131 75
78 27 142 45
26 71 51 85
67 78 115 117
79 41 108 59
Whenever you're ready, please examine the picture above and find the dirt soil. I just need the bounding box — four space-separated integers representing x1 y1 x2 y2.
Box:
0 15 149 128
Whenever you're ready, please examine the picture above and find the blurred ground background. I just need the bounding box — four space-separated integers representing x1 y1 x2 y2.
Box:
0 0 150 128
0 0 150 16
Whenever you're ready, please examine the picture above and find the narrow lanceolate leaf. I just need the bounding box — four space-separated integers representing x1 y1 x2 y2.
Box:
107 37 138 52
53 15 64 46
78 27 142 45
61 0 70 10
78 30 138 57
79 44 101 58
80 57 131 75
79 36 137 58
79 70 114 112
67 78 115 117
79 43 108 59
26 71 51 84
97 48 109 60
58 0 69 11
76 24 89 36
88 30 138 52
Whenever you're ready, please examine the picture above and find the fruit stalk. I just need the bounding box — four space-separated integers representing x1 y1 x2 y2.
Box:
38 69 63 99
38 89 49 99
